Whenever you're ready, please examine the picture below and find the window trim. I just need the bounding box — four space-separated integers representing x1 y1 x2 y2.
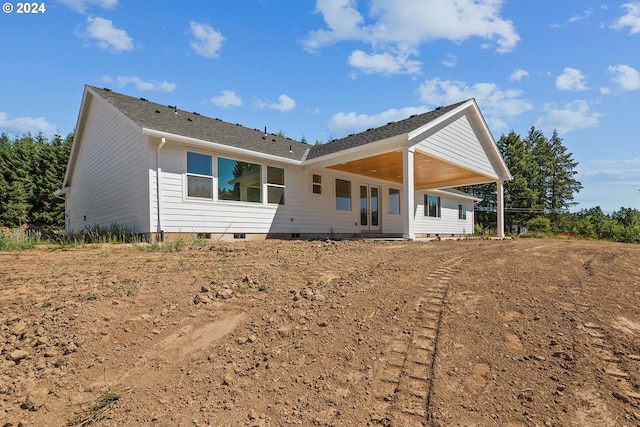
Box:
458 204 467 220
184 150 286 207
312 173 322 195
186 151 214 200
424 194 441 218
388 188 401 215
266 165 285 205
335 178 352 211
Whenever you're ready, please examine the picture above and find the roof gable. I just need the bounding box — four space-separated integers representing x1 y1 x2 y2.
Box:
305 101 468 160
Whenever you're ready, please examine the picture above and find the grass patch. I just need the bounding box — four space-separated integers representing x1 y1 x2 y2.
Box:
67 387 132 426
0 229 45 251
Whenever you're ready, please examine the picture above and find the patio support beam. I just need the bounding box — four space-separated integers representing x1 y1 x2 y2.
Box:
402 147 415 240
496 179 505 238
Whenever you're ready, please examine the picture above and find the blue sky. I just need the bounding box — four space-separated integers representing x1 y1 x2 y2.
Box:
1 0 639 212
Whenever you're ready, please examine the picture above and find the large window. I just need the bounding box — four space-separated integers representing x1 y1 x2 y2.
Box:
425 194 441 218
389 188 400 215
458 204 467 220
267 166 285 205
218 157 262 203
187 151 213 199
335 179 351 211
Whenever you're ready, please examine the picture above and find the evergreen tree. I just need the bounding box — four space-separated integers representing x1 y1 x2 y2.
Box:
546 130 582 224
497 130 540 230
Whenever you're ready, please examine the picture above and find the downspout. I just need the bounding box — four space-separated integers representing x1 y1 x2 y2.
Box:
156 138 166 241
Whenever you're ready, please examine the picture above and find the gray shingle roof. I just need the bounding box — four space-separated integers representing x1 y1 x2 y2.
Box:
88 86 310 161
306 100 469 160
89 85 469 163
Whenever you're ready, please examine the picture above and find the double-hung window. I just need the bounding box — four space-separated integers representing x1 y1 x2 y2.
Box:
458 204 467 220
335 179 351 211
425 194 441 218
186 152 213 199
389 188 400 215
267 166 285 205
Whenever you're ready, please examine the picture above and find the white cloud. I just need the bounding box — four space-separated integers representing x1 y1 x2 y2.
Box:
555 67 588 91
81 17 133 53
304 0 520 75
189 21 224 58
608 64 640 90
0 112 58 138
535 100 603 134
57 0 118 13
612 2 640 34
510 68 529 82
212 90 243 108
328 106 429 135
347 50 421 75
269 95 296 112
417 77 533 131
441 54 456 68
568 8 594 23
102 75 176 92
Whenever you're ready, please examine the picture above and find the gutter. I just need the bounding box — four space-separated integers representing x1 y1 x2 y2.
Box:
142 128 302 166
156 137 166 236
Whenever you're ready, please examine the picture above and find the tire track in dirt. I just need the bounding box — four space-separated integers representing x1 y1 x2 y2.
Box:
370 256 464 426
570 252 640 424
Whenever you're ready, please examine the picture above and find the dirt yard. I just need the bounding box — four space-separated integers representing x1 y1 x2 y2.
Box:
1 238 639 426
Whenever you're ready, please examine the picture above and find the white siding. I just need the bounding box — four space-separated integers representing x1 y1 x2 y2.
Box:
154 143 405 235
412 113 498 179
413 191 475 235
67 97 150 233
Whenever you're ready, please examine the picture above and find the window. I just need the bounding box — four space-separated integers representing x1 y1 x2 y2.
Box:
458 204 467 220
389 188 400 215
187 152 213 198
335 179 351 211
312 174 322 194
218 157 262 203
425 194 441 218
267 166 285 205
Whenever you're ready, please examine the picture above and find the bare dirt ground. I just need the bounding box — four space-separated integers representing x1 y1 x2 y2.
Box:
1 238 640 427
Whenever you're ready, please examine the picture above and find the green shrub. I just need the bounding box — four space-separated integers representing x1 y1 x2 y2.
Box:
526 216 552 233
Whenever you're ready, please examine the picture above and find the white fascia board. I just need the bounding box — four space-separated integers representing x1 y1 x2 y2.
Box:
142 128 302 166
302 133 408 169
427 188 481 202
407 100 474 141
409 99 512 182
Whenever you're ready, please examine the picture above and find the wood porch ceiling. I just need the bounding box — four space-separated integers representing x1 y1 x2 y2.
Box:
327 151 486 188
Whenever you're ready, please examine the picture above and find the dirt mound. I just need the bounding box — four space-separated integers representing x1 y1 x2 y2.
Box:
1 239 639 426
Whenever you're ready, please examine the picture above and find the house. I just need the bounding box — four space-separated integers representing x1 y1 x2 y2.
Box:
55 85 511 241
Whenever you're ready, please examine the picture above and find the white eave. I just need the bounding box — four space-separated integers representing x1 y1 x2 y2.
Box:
142 128 303 166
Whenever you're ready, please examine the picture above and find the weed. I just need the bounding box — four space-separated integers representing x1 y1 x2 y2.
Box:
87 293 99 301
257 284 267 292
67 387 132 426
42 300 52 308
0 229 44 251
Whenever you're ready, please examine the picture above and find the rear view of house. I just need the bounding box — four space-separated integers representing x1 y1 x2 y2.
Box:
55 85 511 240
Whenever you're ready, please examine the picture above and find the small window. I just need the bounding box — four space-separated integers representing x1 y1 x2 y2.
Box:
425 194 441 218
389 188 400 215
187 151 213 199
218 157 262 203
335 179 351 211
312 174 322 194
267 166 285 205
458 204 467 220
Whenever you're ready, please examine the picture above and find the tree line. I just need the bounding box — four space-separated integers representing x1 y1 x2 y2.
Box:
464 126 640 243
0 132 72 229
0 127 638 243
